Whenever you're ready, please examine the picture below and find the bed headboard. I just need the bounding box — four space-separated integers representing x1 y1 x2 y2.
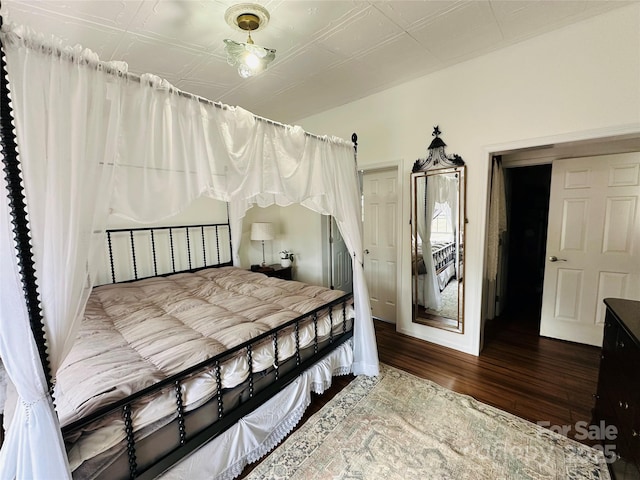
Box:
99 223 233 285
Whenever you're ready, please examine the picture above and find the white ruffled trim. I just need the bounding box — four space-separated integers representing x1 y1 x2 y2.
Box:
245 402 308 464
158 343 353 480
1 22 128 75
310 365 353 395
212 343 352 480
217 401 310 480
140 73 178 92
0 21 355 151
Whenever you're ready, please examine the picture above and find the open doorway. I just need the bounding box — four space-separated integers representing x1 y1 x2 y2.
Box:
484 163 551 344
483 131 640 350
502 164 552 330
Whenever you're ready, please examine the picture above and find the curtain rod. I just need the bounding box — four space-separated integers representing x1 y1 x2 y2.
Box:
0 20 354 149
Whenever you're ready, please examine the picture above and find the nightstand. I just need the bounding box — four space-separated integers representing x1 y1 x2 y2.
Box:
254 264 293 280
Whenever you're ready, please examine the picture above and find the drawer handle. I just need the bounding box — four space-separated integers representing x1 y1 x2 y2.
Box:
633 430 638 438
618 400 629 409
617 340 625 348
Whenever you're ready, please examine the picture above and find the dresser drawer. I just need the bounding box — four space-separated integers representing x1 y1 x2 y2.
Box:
597 299 640 479
603 314 621 351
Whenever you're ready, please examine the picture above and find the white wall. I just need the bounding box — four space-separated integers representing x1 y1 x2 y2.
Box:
242 204 325 286
292 5 640 355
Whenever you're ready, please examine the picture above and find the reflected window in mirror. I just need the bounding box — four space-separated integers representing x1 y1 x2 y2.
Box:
411 127 466 333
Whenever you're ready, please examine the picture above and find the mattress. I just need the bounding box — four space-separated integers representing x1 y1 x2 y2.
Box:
56 266 353 471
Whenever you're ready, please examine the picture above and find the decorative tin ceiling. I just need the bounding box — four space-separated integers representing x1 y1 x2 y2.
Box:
1 1 631 123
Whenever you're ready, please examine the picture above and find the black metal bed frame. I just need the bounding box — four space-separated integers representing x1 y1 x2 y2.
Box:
11 215 353 479
432 241 456 275
104 223 233 284
63 249 353 478
62 223 353 479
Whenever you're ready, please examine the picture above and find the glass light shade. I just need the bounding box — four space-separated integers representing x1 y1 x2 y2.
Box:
224 39 275 78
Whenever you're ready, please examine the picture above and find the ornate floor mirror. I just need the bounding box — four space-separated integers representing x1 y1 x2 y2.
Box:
411 127 466 333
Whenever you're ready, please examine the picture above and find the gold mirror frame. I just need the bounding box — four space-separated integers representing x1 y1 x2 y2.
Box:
411 127 466 333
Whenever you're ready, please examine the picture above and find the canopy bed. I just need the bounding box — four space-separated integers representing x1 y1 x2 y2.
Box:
0 18 378 480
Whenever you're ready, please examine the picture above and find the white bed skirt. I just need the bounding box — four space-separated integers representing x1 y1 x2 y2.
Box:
160 340 354 480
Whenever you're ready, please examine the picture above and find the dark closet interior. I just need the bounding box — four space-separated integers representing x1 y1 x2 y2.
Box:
503 164 552 325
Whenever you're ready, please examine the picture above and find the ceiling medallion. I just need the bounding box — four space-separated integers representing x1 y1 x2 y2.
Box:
223 3 276 78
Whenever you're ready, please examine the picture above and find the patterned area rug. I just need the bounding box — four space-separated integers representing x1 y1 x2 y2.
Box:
246 364 610 480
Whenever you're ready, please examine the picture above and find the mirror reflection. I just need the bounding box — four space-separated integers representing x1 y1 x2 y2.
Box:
411 127 465 333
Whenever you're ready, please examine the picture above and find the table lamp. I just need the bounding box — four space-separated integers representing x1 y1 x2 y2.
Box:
250 222 274 266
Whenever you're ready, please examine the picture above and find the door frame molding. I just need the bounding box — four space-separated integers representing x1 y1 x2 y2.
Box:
361 160 402 323
478 123 640 350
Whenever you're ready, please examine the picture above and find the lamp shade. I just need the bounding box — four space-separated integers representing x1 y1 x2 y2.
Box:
250 222 274 241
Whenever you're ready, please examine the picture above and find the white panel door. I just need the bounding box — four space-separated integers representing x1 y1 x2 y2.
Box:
330 216 352 293
540 153 640 346
363 168 398 322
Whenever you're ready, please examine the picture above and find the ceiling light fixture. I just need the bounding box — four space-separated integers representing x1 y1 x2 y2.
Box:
224 4 276 78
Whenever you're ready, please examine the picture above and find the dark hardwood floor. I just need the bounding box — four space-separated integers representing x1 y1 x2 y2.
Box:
240 310 602 476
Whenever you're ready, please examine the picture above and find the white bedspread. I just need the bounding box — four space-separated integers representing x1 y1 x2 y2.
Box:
56 266 353 471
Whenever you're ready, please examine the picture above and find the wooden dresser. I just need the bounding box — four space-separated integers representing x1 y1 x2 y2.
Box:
593 298 640 479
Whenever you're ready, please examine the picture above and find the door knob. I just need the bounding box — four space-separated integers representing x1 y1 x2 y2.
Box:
548 256 567 262
364 249 370 254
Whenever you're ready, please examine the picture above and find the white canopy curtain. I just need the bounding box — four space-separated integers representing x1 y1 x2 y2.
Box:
0 25 121 479
1 175 71 478
0 21 378 479
485 156 507 320
416 173 458 310
416 177 441 310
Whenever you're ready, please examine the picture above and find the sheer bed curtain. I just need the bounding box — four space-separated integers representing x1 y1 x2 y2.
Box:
416 176 441 310
218 108 378 376
0 176 70 478
0 25 122 478
1 28 236 477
